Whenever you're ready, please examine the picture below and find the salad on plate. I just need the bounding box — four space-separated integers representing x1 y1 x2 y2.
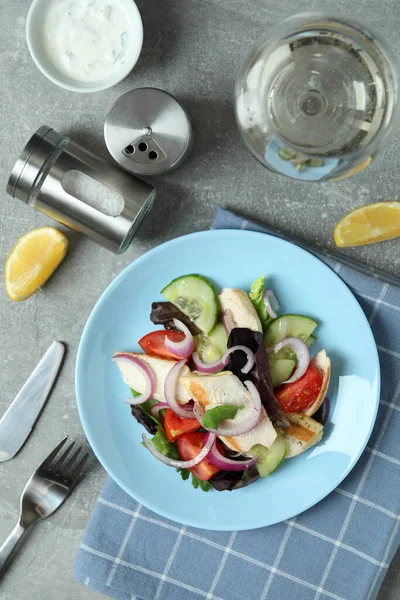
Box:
113 274 331 492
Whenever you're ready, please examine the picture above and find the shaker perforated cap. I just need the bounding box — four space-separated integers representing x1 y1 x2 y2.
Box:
104 88 193 176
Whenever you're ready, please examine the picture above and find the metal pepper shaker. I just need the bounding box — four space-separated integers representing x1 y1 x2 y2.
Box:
104 88 193 176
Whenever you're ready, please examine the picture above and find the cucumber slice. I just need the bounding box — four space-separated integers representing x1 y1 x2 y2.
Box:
305 334 316 348
249 433 287 478
268 333 315 385
270 346 296 361
195 323 228 364
265 314 318 347
278 148 296 160
268 336 315 360
208 323 228 354
161 274 219 334
269 358 296 387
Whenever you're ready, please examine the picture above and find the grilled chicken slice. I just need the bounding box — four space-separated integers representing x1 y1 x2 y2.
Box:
221 407 277 453
180 371 277 452
218 288 262 333
114 352 191 403
281 413 323 457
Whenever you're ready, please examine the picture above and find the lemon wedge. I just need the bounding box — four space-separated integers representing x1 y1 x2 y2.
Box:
334 201 400 247
4 227 69 302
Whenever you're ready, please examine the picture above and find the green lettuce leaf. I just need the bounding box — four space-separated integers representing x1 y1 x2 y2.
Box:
249 275 272 332
191 475 211 492
152 425 180 459
202 404 243 429
130 389 161 423
177 467 190 481
176 468 211 492
133 391 210 491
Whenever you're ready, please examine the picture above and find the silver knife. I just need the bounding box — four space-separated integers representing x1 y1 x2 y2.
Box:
0 341 65 462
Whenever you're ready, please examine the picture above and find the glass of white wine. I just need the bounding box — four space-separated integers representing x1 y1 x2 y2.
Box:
234 12 400 182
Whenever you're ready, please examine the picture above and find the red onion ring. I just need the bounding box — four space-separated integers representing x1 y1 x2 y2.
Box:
192 345 255 374
142 431 216 468
263 289 280 319
208 442 258 471
164 359 195 418
223 346 255 374
150 402 169 417
191 352 224 373
113 353 155 405
268 337 310 384
196 380 262 436
164 319 195 358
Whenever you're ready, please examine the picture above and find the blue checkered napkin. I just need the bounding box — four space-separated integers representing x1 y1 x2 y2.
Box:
74 208 400 600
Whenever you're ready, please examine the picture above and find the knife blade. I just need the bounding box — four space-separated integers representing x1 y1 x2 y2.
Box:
0 341 65 462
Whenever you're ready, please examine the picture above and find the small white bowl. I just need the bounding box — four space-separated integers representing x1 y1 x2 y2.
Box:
26 0 143 93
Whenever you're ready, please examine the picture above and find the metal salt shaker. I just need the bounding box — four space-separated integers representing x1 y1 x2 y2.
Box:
6 126 156 253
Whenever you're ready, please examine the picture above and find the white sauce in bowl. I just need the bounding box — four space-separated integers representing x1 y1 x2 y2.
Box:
41 0 132 83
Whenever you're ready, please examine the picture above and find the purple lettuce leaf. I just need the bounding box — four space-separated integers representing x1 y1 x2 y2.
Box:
226 328 289 428
150 302 201 335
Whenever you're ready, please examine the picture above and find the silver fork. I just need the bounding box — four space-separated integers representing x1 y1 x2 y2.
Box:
0 437 88 575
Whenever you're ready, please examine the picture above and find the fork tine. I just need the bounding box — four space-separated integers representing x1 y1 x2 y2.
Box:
61 446 82 479
51 441 75 474
40 437 68 470
70 453 89 484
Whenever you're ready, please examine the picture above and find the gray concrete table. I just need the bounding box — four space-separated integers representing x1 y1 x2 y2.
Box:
0 1 399 599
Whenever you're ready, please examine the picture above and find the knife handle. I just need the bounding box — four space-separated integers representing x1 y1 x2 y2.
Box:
0 521 27 576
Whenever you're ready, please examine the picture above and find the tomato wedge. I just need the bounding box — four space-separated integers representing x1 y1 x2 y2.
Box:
138 330 185 360
177 432 221 481
164 409 200 442
274 366 322 413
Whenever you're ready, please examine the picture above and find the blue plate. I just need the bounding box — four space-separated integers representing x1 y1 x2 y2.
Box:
76 230 380 531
